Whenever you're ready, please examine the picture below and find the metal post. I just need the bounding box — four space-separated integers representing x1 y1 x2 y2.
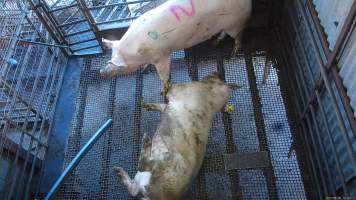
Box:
44 119 113 200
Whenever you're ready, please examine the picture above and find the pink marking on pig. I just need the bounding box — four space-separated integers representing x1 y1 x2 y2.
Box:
169 0 196 22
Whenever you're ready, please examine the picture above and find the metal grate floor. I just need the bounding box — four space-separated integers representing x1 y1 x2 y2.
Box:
58 43 307 199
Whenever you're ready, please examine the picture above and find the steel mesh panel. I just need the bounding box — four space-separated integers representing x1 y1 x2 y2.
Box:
59 45 307 199
252 54 306 199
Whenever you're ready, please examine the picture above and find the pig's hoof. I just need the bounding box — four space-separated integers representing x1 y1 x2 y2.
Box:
113 166 125 176
231 44 242 57
143 103 154 111
100 68 112 77
160 82 171 97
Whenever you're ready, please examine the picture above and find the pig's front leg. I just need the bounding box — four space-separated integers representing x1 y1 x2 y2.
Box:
225 29 243 56
143 103 167 112
213 31 227 46
153 55 171 98
232 32 242 56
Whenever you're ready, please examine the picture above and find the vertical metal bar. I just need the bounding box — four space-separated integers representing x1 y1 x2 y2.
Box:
15 44 53 200
1 13 26 74
245 50 279 200
216 49 243 200
285 10 316 83
279 20 308 111
133 70 143 172
304 0 331 57
275 28 317 199
76 0 103 50
304 113 329 197
293 0 356 157
325 1 356 70
1 30 38 187
315 90 352 194
98 78 116 200
299 121 322 199
31 55 68 199
7 45 57 200
44 119 113 200
309 104 348 195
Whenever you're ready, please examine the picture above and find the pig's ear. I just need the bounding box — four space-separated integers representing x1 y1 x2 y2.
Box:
102 38 115 49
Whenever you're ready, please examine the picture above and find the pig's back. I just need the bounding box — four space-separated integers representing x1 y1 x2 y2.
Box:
120 0 251 57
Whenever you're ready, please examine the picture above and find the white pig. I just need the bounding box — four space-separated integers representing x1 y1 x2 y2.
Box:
101 0 252 95
113 73 236 200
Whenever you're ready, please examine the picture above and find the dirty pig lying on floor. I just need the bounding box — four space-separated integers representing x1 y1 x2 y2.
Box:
114 73 238 200
100 0 251 95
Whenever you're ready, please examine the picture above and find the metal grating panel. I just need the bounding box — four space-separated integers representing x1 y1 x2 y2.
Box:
58 43 306 199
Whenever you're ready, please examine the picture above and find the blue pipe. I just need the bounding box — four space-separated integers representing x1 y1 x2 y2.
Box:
44 119 113 200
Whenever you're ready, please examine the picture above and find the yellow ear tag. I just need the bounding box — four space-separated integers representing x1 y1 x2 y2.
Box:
225 104 234 113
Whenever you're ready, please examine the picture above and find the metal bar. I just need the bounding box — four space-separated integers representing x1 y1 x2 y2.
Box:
43 119 113 200
275 28 318 199
304 0 331 57
331 66 356 134
281 17 309 110
281 3 356 192
7 41 57 200
245 50 279 200
291 1 356 160
23 52 66 200
0 135 42 169
64 29 91 37
50 3 78 12
88 0 154 10
72 44 100 52
132 69 143 171
0 78 44 119
27 0 71 55
0 37 69 48
15 48 61 200
309 104 348 195
325 1 356 70
95 16 137 25
2 117 47 147
315 90 351 194
0 31 39 160
24 15 55 54
98 78 116 199
58 18 86 28
69 38 96 46
32 55 67 199
59 9 81 32
76 0 103 50
304 113 329 197
1 13 25 76
299 121 323 199
216 48 243 200
315 0 356 134
285 9 317 84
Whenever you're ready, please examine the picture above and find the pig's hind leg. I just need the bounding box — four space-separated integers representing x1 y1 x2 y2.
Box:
114 167 140 196
114 167 151 198
138 133 152 171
